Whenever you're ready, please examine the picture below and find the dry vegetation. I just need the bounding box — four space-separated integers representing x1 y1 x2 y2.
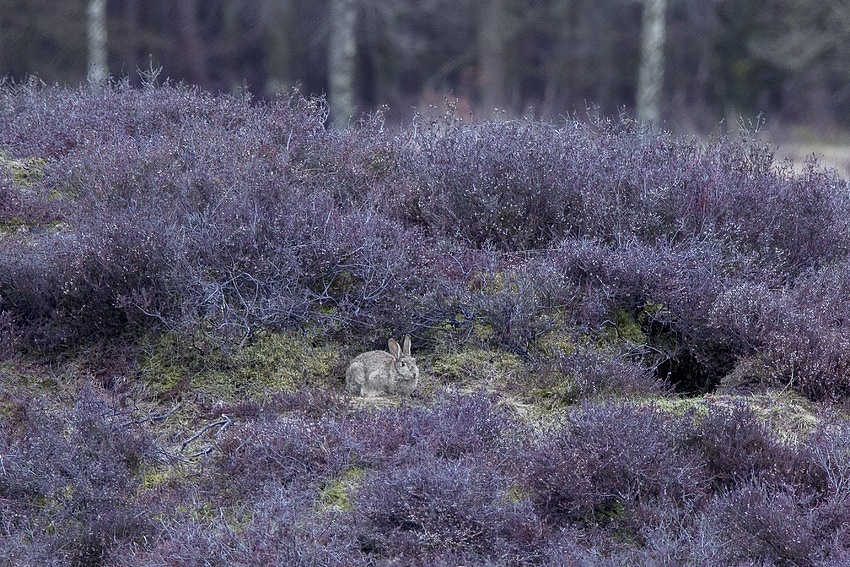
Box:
2 82 850 565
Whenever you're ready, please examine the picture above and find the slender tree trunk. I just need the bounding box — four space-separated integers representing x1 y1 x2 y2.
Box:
328 0 358 127
87 0 108 84
478 0 506 117
636 0 667 129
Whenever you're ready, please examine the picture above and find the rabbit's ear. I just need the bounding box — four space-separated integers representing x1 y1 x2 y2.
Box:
388 338 401 359
403 335 412 356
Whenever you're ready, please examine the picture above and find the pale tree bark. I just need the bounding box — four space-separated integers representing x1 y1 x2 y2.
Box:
328 0 358 127
478 0 506 117
636 0 667 129
87 0 108 84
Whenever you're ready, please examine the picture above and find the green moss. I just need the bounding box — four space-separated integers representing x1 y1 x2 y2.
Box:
593 498 627 524
228 331 342 394
469 270 520 295
638 395 710 419
0 217 28 233
470 321 496 343
527 377 583 409
319 467 365 512
644 390 821 445
639 300 667 319
139 330 343 401
604 308 647 345
0 360 64 396
711 391 820 445
139 333 192 395
0 150 46 186
503 484 531 504
431 348 524 387
532 325 578 358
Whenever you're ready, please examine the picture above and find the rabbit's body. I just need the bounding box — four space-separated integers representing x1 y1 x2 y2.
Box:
345 336 419 396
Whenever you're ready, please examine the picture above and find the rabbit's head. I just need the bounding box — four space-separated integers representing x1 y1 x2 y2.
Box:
389 335 420 386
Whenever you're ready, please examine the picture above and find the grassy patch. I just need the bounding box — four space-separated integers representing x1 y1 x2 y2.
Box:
0 149 46 187
645 390 821 444
140 331 344 402
604 307 647 346
430 348 525 389
318 467 366 512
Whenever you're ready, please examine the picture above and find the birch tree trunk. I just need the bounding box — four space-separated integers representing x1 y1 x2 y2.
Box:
328 0 358 127
87 0 108 84
636 0 667 129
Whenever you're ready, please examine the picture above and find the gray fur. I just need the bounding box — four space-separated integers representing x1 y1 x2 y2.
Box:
345 335 419 396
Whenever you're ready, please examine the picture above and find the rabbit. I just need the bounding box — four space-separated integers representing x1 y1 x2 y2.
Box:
345 335 420 396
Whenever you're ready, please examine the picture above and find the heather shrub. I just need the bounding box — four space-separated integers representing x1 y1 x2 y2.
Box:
0 218 170 351
760 330 850 403
0 82 433 352
0 310 19 359
703 481 823 566
210 415 357 502
540 238 738 393
347 392 519 468
0 164 58 231
4 80 850 381
712 261 850 401
287 105 401 207
414 248 584 358
403 111 850 267
681 401 806 490
399 115 850 394
406 391 518 460
113 487 363 567
811 494 850 563
769 263 850 401
711 160 850 277
473 261 580 355
407 120 588 249
164 184 427 343
805 419 850 499
267 386 350 420
708 280 781 356
527 401 706 533
405 116 695 249
344 407 422 469
352 453 545 564
527 348 668 407
0 390 154 565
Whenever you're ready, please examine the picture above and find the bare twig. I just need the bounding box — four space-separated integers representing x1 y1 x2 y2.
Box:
179 414 232 458
129 402 183 426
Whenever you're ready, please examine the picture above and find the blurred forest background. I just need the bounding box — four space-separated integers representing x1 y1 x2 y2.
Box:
2 0 850 142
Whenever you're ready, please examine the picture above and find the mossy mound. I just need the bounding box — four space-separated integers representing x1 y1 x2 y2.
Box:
0 149 46 187
429 348 526 390
319 467 366 512
645 389 821 445
140 331 344 402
